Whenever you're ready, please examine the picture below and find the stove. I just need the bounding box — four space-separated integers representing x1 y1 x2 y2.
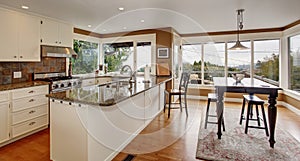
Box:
34 72 82 93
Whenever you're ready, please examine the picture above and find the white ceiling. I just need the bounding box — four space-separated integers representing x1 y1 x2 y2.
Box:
0 0 300 34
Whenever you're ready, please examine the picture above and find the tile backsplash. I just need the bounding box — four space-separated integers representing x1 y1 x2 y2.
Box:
0 57 66 85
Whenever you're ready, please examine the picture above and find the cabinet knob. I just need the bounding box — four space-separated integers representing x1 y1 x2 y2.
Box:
29 110 36 114
59 42 61 44
55 41 58 43
29 99 35 102
28 90 34 93
14 56 17 58
29 122 36 126
20 56 23 58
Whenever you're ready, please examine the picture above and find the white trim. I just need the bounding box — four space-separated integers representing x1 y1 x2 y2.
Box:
283 89 300 100
278 101 300 116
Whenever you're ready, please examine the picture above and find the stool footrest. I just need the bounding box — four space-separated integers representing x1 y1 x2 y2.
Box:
247 125 267 129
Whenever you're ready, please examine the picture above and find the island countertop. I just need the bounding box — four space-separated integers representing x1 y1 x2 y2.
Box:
47 76 172 106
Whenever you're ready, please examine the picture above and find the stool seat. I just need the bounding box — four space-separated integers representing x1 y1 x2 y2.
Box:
240 94 269 136
204 93 225 131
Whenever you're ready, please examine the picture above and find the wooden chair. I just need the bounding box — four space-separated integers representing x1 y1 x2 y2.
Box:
164 73 190 118
204 93 225 131
240 94 269 136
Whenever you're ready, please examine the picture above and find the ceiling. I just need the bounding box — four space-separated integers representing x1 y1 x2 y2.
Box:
0 0 300 34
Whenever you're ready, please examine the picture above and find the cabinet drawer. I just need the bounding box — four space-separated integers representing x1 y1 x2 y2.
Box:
0 91 9 103
12 104 48 125
12 95 48 112
82 79 96 86
12 85 48 99
12 115 48 138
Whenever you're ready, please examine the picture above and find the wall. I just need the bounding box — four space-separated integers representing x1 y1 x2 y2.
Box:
0 57 66 85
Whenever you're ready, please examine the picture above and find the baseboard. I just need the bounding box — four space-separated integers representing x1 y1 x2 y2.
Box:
278 101 300 116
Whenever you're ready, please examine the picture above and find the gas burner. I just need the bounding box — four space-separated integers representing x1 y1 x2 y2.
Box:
33 72 82 93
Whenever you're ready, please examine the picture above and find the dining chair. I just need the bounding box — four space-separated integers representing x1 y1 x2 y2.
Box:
164 72 190 118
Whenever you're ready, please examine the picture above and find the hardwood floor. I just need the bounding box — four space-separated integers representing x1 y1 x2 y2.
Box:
0 100 299 161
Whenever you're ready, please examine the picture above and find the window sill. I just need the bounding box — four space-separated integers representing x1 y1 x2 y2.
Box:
282 89 300 101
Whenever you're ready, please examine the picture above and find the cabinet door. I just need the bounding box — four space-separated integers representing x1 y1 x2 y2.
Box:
59 22 73 47
0 8 18 61
145 86 160 124
18 13 41 61
40 19 59 46
0 102 10 144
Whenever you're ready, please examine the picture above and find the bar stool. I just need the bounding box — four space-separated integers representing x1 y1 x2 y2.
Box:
204 93 225 131
240 94 269 136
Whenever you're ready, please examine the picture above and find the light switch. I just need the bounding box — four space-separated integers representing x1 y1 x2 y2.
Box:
13 71 22 78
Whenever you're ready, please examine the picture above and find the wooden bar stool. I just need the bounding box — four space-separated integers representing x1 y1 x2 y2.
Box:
240 94 269 136
204 93 225 131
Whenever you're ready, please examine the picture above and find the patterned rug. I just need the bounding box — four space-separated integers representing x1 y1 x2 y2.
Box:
196 108 300 161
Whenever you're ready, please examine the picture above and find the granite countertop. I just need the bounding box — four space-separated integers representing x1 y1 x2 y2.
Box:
47 76 172 106
0 81 50 91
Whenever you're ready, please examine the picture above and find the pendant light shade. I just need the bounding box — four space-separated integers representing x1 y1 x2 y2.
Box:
229 9 249 50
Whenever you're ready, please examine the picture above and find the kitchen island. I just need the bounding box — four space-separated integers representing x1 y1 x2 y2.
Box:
47 76 172 161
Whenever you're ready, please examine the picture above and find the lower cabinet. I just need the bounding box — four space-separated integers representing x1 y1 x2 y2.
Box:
0 101 9 144
0 85 49 147
50 84 164 161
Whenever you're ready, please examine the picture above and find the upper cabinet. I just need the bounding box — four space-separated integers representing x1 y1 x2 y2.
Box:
40 18 73 47
0 8 40 62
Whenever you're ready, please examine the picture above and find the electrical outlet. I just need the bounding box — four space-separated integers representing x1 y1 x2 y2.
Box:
13 71 22 78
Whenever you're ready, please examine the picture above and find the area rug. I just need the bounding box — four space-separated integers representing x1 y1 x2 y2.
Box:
196 108 300 161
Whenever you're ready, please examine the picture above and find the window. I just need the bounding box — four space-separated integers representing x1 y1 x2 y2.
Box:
227 41 251 77
182 44 202 84
289 34 300 92
203 43 225 84
254 39 279 85
136 42 151 73
72 39 99 75
103 42 134 73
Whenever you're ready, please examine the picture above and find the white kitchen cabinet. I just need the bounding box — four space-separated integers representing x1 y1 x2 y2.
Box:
82 78 96 87
41 18 73 47
0 8 40 62
11 85 49 138
0 8 18 61
18 13 41 61
145 86 160 124
0 91 10 144
159 83 166 110
96 77 112 85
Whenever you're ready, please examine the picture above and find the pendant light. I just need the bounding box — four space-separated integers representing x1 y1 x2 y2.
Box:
229 9 249 50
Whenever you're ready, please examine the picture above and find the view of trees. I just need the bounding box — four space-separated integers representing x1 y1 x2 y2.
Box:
103 45 131 72
255 53 279 81
72 40 99 74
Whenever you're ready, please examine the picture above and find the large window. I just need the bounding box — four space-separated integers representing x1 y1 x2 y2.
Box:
254 39 279 85
136 42 151 73
72 39 99 75
289 34 300 92
203 43 225 84
103 42 134 73
227 41 251 77
182 44 202 84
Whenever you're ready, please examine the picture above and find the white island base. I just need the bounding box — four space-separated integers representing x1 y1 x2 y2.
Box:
50 84 165 161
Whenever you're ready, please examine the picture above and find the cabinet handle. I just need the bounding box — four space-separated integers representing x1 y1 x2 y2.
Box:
28 90 34 93
29 122 36 126
20 56 23 58
29 99 35 102
29 110 36 114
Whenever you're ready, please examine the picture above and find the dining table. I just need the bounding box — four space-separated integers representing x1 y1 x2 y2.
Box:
213 77 282 148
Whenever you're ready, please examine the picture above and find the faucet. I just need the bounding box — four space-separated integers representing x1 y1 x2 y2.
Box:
120 65 136 83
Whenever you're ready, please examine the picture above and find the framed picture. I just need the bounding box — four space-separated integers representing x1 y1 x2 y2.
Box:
157 48 169 58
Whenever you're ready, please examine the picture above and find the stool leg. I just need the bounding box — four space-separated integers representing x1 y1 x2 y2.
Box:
204 98 211 129
163 92 166 113
256 104 261 126
245 103 252 134
179 94 182 112
250 104 253 119
260 104 269 136
240 98 246 125
184 93 188 117
222 117 225 131
168 94 171 118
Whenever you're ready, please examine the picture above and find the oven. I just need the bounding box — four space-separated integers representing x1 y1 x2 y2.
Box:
33 72 82 93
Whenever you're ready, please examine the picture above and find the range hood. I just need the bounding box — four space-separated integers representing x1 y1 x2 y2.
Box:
41 45 77 58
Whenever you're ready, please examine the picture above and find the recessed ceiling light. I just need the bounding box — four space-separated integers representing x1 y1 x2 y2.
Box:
140 19 145 23
118 7 124 11
103 29 107 32
87 25 92 28
123 27 127 30
21 5 29 10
